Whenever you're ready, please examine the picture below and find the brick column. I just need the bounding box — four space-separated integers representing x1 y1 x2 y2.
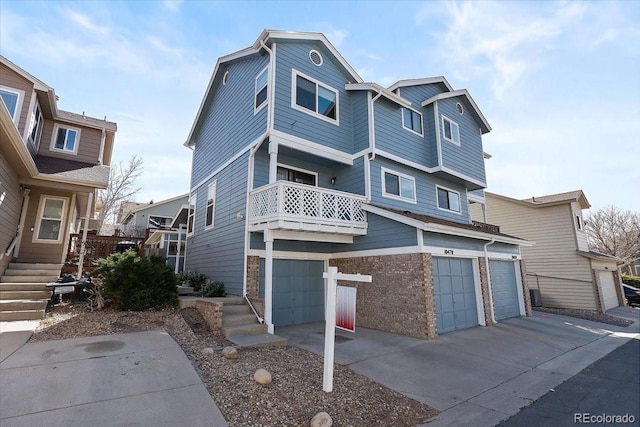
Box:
478 257 495 326
246 256 260 299
519 259 532 316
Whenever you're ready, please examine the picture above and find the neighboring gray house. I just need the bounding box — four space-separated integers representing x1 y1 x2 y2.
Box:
116 193 188 238
183 30 532 339
145 202 190 274
470 190 624 312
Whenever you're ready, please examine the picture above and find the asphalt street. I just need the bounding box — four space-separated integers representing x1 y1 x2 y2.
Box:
499 339 640 427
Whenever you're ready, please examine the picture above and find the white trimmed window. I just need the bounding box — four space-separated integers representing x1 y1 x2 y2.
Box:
205 181 217 229
187 193 197 236
277 164 317 186
442 116 460 145
148 216 172 228
575 215 583 231
28 101 44 150
0 86 23 126
437 186 461 213
292 70 338 123
382 167 416 203
33 195 68 243
402 108 423 136
51 124 80 154
255 67 268 111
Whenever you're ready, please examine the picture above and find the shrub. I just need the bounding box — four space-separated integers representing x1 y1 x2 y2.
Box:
176 271 209 292
622 275 640 288
92 251 178 311
199 281 226 297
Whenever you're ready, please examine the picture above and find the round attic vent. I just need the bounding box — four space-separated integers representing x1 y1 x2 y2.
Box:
456 102 463 114
309 49 323 66
223 71 229 85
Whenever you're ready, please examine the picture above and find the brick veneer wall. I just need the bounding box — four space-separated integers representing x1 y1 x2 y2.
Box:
195 299 223 330
246 255 264 317
519 259 532 316
478 257 495 326
330 253 438 340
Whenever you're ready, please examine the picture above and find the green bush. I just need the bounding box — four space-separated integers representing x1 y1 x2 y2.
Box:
199 281 226 297
622 275 640 288
92 251 178 311
176 271 209 292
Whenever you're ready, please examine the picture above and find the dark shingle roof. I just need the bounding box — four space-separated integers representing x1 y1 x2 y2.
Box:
34 155 110 186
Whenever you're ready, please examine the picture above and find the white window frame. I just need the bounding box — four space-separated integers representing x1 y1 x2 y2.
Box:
575 215 583 231
291 69 339 125
33 195 68 244
147 215 172 229
442 115 460 146
436 185 462 214
205 181 217 230
50 124 81 155
254 66 268 113
381 167 417 204
28 100 44 151
0 85 24 127
276 163 318 186
187 193 197 236
402 107 423 136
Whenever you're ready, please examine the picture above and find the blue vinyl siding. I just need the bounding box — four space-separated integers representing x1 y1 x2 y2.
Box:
332 156 365 196
332 213 417 253
370 157 471 223
396 83 449 105
253 144 269 188
273 42 353 153
423 104 438 168
191 55 269 187
438 98 486 185
185 153 250 295
132 197 188 228
352 91 369 153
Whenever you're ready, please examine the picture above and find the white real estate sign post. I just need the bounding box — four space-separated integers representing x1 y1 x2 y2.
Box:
322 266 371 392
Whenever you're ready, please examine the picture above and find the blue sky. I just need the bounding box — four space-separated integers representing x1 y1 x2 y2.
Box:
2 1 638 212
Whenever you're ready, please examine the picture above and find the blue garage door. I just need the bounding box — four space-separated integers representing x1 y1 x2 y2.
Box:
490 260 521 320
260 259 325 326
433 257 478 334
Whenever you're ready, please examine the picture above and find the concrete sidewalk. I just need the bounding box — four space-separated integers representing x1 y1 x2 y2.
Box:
278 306 640 427
0 330 228 427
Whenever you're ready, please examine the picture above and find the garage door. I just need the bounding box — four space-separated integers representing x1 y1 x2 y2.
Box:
433 257 478 334
490 260 521 320
598 271 619 310
260 259 325 326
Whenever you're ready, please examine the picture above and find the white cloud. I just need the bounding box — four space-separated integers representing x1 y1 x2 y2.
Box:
65 9 110 36
162 0 183 12
318 24 348 47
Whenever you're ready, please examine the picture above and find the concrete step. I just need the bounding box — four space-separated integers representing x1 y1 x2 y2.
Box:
1 275 58 283
222 322 267 338
0 290 52 300
0 309 45 321
228 333 287 348
222 304 253 315
4 269 61 276
222 313 259 327
8 262 62 271
0 300 49 311
0 284 49 291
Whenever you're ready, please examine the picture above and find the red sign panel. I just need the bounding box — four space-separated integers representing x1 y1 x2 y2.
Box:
336 286 357 332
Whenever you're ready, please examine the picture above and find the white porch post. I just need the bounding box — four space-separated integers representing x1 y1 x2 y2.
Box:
77 192 94 278
264 229 274 334
12 188 30 258
268 141 278 183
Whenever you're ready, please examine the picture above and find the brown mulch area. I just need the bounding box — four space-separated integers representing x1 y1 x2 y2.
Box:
533 306 633 327
30 303 439 426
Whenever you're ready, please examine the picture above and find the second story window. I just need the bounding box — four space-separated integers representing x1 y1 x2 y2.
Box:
292 70 338 123
442 116 460 145
437 186 461 213
402 108 423 136
187 193 197 236
205 181 217 229
382 167 416 203
0 86 22 126
51 125 80 154
28 102 44 150
255 67 268 111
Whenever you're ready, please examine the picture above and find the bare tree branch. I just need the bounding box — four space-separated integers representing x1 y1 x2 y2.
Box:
96 155 143 234
585 205 640 272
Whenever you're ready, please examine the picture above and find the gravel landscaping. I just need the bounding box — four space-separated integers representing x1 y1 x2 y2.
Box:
533 306 633 326
30 303 439 426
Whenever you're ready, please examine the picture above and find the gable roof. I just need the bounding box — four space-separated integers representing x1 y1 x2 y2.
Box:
388 77 454 93
487 190 591 210
422 89 491 133
120 193 189 223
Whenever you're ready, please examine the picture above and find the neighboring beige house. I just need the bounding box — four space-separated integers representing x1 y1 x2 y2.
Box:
0 55 117 320
470 190 624 312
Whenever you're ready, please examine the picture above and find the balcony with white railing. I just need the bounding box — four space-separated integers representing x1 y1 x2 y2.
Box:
248 181 368 237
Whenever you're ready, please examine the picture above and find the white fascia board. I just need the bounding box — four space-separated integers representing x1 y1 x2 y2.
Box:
345 83 412 108
467 192 486 204
270 129 353 165
422 89 491 133
362 204 428 229
0 56 51 91
486 191 578 209
374 148 439 174
129 193 189 215
257 30 363 84
388 77 454 93
170 204 189 228
0 104 39 177
439 166 487 189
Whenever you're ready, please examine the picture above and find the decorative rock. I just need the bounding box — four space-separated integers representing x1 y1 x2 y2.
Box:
221 346 239 359
253 368 272 385
310 412 333 427
202 347 215 355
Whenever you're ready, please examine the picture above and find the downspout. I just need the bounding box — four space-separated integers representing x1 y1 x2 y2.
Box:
365 89 384 200
77 192 94 278
259 40 275 133
483 238 497 324
98 128 106 165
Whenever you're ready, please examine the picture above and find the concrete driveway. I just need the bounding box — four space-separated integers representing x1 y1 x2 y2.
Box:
278 306 640 427
0 330 227 427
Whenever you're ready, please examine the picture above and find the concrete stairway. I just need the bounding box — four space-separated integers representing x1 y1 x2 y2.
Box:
222 299 286 348
0 263 60 321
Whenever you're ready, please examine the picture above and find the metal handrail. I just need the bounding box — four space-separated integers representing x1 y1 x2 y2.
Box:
244 294 264 324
